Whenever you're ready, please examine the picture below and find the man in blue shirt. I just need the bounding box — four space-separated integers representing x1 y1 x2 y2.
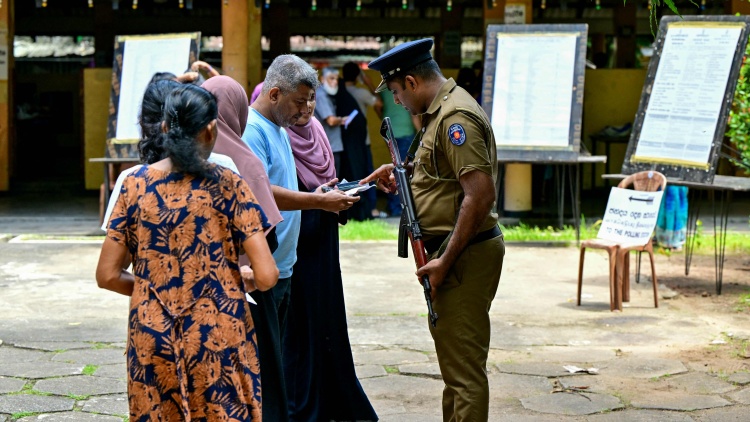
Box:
242 54 359 422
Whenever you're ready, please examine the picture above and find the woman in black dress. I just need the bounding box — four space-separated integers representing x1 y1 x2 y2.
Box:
282 94 378 422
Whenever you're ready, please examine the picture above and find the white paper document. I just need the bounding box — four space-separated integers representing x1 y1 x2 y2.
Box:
634 23 743 167
491 33 577 148
115 37 192 141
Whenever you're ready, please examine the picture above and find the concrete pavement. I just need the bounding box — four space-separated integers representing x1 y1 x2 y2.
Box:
1 239 750 421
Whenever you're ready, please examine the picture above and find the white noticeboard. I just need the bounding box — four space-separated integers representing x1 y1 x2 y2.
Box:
633 22 744 168
114 36 193 141
491 33 577 148
597 187 664 246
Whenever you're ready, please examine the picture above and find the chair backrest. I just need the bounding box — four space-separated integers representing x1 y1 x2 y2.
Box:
617 170 667 192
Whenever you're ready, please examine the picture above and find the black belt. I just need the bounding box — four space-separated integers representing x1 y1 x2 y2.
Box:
423 226 502 255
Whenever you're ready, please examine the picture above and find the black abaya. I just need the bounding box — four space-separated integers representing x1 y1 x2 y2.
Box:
283 182 378 422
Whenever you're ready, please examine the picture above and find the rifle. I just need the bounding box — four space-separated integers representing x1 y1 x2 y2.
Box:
379 117 439 328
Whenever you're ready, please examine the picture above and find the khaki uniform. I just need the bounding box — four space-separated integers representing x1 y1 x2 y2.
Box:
412 78 505 421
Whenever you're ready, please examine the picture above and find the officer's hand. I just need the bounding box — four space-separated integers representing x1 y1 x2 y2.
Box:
361 164 397 194
314 178 339 194
416 258 449 301
319 189 359 212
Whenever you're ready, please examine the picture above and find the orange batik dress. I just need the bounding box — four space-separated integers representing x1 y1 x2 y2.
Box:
106 165 267 422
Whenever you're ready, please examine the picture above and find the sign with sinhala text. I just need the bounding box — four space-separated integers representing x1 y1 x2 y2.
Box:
597 187 664 246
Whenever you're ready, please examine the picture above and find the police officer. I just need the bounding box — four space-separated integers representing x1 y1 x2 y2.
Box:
363 38 505 421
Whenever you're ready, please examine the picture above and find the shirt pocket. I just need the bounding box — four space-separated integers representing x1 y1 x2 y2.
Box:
412 143 438 190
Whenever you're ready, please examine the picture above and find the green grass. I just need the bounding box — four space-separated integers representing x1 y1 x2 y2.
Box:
499 220 600 243
384 365 399 374
82 364 99 376
66 393 90 400
337 218 750 254
12 412 39 420
339 220 398 241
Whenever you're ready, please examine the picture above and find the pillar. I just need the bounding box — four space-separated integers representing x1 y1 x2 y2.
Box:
267 2 290 61
726 0 750 14
222 0 250 91
94 0 115 67
0 0 12 191
437 4 463 69
613 1 637 68
248 0 263 89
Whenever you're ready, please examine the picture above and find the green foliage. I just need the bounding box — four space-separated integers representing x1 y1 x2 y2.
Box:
338 220 398 241
727 38 750 172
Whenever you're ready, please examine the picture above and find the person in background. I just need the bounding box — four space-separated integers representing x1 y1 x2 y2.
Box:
314 67 347 176
335 71 371 222
342 62 388 219
471 60 484 102
455 67 476 96
96 83 278 421
377 88 421 217
245 54 359 422
656 186 688 250
283 84 378 422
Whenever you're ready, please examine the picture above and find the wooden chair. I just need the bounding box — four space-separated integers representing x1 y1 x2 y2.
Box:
577 171 667 311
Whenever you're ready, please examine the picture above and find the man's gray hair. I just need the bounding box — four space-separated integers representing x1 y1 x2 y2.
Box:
262 54 319 95
321 67 339 78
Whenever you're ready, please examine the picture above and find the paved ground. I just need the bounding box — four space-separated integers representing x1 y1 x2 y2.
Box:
1 192 749 421
1 238 749 421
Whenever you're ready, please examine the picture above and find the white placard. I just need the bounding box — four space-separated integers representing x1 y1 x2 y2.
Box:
491 33 577 148
115 36 192 141
504 4 526 24
597 187 664 246
633 23 743 168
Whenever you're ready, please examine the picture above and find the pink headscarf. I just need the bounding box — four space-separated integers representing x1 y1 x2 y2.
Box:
202 76 283 231
250 82 263 105
285 116 337 191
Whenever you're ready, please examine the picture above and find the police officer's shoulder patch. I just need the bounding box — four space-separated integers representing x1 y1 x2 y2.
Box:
448 123 466 146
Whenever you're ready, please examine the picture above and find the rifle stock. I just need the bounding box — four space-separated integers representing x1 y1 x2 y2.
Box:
379 117 439 327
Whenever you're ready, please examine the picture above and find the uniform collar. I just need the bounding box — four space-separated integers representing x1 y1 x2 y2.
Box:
425 78 457 116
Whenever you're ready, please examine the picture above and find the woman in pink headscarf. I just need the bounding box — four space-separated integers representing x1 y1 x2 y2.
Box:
282 94 378 422
203 76 291 422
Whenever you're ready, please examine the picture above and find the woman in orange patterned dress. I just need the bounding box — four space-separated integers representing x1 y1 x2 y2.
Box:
96 84 278 422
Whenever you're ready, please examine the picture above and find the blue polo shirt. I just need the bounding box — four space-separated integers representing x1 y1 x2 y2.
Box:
242 107 301 279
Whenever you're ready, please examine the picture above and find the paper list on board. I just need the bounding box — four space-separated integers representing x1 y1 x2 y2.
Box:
491 33 577 148
115 37 192 141
634 24 743 167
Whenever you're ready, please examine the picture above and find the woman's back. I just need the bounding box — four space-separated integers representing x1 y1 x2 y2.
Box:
107 164 267 421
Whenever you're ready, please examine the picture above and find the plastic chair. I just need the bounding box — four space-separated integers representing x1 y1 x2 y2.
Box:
577 171 667 311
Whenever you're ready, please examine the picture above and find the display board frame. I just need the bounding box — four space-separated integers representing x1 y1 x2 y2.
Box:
621 16 750 183
105 32 201 158
482 24 588 162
